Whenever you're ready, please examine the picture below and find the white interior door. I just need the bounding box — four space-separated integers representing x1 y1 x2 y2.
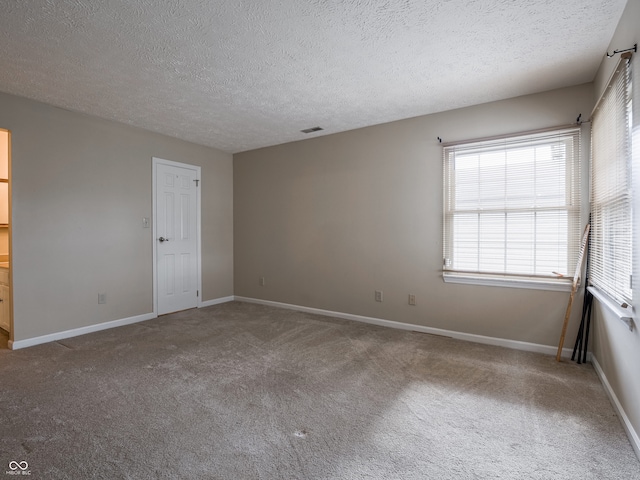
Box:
155 160 200 315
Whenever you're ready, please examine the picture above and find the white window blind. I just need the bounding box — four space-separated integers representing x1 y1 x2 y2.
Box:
443 127 581 285
590 58 632 305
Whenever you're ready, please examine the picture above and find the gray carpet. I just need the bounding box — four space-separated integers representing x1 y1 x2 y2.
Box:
1 301 638 479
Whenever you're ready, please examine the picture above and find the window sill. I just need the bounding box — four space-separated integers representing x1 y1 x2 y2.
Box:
587 286 634 331
442 272 573 292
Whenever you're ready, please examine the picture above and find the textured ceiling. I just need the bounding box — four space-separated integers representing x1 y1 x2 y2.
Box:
0 0 628 153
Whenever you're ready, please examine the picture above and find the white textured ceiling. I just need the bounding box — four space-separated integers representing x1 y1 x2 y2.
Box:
0 0 628 153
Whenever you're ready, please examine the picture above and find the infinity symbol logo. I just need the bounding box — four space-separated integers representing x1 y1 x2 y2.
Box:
8 461 28 471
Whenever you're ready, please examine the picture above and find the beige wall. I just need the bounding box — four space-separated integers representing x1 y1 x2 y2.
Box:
0 92 234 342
592 0 640 456
234 83 594 347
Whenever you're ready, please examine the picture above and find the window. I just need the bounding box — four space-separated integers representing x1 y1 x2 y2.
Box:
443 127 582 290
590 58 632 306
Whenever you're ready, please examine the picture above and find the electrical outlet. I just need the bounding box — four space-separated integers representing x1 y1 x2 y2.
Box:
408 294 416 306
98 293 106 304
375 290 383 302
259 276 266 287
142 217 150 228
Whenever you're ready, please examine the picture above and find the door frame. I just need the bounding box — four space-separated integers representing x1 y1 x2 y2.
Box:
0 128 12 342
152 157 202 316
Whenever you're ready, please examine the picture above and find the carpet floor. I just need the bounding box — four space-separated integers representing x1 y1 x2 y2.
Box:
1 301 639 479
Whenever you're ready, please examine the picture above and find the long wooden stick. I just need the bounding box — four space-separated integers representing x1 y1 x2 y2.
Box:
556 224 590 362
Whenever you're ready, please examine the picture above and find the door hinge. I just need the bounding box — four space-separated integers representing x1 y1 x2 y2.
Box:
197 290 199 297
194 179 199 187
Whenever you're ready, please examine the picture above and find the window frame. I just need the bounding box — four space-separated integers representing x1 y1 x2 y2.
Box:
589 56 633 308
442 126 582 291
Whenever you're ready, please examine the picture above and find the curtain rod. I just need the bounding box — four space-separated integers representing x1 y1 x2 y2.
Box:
606 43 637 58
439 124 580 148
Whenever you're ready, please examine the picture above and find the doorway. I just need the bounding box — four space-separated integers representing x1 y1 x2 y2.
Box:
0 129 11 347
152 158 201 316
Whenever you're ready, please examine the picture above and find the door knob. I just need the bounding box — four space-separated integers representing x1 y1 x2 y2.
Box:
158 237 169 242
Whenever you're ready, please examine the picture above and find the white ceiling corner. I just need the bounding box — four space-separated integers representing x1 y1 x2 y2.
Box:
0 0 628 153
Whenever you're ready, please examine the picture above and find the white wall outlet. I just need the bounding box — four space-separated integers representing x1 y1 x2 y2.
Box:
408 294 416 306
375 290 383 302
142 217 150 228
259 276 266 287
98 293 106 304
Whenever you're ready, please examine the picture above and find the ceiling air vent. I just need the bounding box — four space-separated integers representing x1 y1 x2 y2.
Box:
300 126 323 134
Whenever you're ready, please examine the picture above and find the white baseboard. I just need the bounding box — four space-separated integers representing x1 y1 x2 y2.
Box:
9 312 157 350
200 295 235 308
7 294 579 361
592 355 640 461
9 296 236 350
234 296 576 358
